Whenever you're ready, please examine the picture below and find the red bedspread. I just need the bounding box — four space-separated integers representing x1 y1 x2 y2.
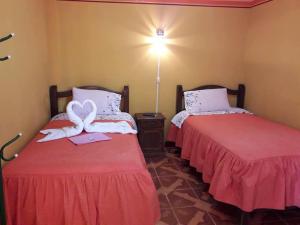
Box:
3 120 160 225
167 114 300 212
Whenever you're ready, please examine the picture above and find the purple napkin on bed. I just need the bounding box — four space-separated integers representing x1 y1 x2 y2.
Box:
68 133 111 145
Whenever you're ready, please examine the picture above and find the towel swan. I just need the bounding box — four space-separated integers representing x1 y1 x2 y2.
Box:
38 99 137 142
83 100 137 134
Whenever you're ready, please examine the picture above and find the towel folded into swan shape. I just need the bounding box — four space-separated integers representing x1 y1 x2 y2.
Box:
83 100 137 134
38 100 136 142
37 101 85 142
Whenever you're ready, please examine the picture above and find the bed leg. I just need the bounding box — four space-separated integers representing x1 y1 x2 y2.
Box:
240 210 250 225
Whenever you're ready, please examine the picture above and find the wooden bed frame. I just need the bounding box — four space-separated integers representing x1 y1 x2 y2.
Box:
49 85 129 117
176 84 246 113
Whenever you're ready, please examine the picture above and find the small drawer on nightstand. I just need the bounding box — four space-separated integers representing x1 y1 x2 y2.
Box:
139 120 163 129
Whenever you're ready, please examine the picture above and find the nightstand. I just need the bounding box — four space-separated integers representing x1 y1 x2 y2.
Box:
134 113 165 156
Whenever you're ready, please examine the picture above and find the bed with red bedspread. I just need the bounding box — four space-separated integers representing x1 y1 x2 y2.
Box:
3 85 160 225
167 84 300 212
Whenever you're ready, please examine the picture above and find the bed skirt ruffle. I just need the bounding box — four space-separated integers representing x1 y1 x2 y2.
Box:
167 123 300 212
4 171 160 225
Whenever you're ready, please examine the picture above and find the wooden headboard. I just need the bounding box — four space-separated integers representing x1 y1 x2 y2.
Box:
49 85 129 117
176 84 245 113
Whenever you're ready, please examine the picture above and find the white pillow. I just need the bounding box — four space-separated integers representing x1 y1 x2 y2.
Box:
184 88 230 113
72 88 121 118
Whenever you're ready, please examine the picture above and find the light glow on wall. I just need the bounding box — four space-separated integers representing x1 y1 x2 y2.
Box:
149 28 168 56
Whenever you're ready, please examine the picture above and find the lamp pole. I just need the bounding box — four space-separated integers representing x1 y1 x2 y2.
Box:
155 53 161 115
154 28 164 116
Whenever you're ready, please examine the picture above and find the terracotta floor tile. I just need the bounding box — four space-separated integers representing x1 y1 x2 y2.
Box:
208 202 240 225
159 193 171 209
168 189 198 208
186 177 209 191
167 156 185 167
176 163 198 174
176 168 203 183
149 167 157 178
159 208 179 225
152 156 174 165
156 166 179 177
209 213 239 225
159 176 191 191
155 153 299 225
209 200 238 213
174 207 214 225
178 164 193 173
153 177 161 189
193 189 215 204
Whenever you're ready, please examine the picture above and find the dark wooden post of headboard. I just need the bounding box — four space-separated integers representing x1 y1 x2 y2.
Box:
176 85 184 114
237 84 245 109
123 86 129 113
50 85 59 118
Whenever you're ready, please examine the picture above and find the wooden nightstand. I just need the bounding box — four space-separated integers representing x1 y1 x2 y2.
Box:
135 113 165 156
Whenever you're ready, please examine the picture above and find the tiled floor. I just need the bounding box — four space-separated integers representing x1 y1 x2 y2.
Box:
147 152 300 225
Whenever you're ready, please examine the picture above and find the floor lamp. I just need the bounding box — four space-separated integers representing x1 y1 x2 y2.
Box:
153 28 166 116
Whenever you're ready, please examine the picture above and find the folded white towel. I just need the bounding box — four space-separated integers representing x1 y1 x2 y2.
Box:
85 121 137 134
64 100 85 135
37 101 84 142
38 99 136 142
38 129 66 142
83 100 137 134
82 99 97 130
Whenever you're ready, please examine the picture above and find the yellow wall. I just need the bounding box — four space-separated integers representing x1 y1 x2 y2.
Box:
3 0 300 155
244 0 300 129
0 0 50 156
47 1 249 128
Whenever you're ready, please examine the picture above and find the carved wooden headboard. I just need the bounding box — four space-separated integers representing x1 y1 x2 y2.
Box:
49 85 129 117
176 84 245 113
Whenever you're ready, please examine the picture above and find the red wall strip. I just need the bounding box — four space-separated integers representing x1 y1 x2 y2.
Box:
59 0 272 8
